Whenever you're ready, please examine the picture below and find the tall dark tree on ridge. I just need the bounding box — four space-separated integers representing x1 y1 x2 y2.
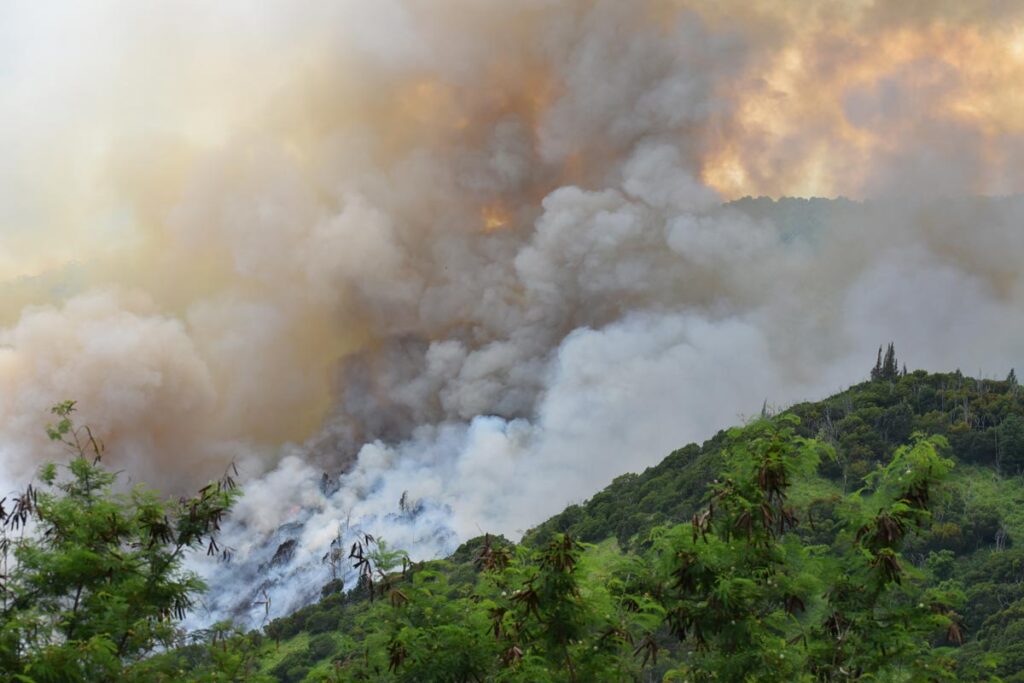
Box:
871 342 899 381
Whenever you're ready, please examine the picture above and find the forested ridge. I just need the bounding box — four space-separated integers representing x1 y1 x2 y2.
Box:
5 356 1024 681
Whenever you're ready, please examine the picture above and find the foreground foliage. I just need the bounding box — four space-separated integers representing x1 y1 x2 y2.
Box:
0 402 242 682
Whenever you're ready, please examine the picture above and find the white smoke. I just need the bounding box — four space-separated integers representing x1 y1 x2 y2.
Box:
2 0 1024 625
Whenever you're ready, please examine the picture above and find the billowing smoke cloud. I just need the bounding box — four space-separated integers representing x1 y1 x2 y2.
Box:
3 0 1024 625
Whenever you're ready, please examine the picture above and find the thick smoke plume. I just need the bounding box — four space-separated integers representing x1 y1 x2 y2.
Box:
3 1 1024 624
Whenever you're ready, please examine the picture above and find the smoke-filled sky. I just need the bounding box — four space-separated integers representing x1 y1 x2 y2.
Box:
3 0 1024 622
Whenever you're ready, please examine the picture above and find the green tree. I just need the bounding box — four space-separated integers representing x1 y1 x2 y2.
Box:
997 413 1024 474
0 402 243 682
872 343 899 381
652 416 828 681
806 434 961 680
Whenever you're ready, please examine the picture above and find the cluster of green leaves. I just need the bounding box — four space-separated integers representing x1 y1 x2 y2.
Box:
0 402 243 683
129 621 272 682
646 417 829 681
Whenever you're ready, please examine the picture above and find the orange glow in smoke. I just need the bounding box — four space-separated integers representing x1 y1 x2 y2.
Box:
480 204 512 233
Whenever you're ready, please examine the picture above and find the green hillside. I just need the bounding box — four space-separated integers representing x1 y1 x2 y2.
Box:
7 359 1024 681
169 361 1024 682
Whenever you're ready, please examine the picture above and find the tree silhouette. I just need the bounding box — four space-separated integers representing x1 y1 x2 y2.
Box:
871 342 899 381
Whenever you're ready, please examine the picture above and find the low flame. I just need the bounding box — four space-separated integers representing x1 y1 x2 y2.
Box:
480 205 512 233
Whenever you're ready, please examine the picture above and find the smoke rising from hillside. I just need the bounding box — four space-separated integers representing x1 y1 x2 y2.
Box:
3 0 1024 623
